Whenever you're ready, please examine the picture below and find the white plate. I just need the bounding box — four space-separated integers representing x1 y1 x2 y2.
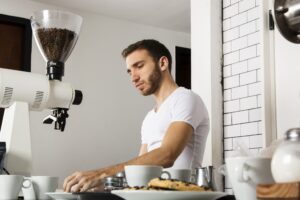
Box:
111 190 227 200
45 192 78 200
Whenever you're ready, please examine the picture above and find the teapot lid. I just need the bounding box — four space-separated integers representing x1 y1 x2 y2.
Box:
285 128 300 141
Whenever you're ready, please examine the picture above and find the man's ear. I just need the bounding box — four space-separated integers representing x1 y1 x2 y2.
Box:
159 56 169 71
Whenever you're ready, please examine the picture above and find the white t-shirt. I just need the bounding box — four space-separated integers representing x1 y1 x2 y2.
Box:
141 87 210 169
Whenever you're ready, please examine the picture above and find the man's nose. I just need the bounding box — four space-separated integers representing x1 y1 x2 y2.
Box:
131 72 139 83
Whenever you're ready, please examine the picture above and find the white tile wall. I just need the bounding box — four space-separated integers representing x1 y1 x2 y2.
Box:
222 0 262 191
231 61 247 75
231 85 248 99
224 75 239 89
232 110 249 124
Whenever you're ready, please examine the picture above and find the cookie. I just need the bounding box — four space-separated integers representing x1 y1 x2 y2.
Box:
123 186 173 191
148 178 207 191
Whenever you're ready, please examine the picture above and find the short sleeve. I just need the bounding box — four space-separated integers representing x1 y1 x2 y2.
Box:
171 92 205 130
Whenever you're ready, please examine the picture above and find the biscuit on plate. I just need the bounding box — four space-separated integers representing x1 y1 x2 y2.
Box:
148 178 208 191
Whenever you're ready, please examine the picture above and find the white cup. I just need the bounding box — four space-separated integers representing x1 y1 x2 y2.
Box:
125 165 170 187
161 169 191 182
23 176 58 200
0 175 24 200
225 157 274 200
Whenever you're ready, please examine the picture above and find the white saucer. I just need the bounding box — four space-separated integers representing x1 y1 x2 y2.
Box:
112 190 227 200
45 192 78 200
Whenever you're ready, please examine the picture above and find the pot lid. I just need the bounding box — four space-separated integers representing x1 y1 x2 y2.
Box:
285 128 300 141
274 0 300 43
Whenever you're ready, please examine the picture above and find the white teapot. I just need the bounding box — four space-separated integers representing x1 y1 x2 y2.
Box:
271 128 300 183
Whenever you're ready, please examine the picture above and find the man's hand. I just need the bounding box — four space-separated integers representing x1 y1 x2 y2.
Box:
63 169 107 192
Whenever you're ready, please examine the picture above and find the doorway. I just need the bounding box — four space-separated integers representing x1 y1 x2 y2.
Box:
0 14 32 128
175 46 191 89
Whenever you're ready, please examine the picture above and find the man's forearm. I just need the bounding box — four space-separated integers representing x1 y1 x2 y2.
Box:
101 147 174 176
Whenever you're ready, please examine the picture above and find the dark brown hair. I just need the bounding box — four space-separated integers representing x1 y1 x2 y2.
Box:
122 39 172 72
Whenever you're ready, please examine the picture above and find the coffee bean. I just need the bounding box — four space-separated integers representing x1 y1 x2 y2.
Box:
37 28 76 62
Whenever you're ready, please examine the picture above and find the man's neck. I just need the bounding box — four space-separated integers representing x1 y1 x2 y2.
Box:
153 77 178 112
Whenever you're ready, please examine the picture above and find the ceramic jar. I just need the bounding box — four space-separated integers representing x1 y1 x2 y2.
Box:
271 128 300 183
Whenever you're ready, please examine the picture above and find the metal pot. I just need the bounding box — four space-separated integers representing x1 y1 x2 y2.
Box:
103 171 127 191
274 0 300 43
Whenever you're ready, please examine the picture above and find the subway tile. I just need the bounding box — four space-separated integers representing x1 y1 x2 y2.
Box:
249 148 260 155
232 85 248 99
223 65 232 77
240 96 257 110
240 45 257 60
224 27 239 42
256 18 261 31
232 60 248 75
257 95 262 107
249 134 263 148
224 150 237 158
240 21 256 36
248 82 261 96
257 69 262 81
249 108 261 121
257 43 261 56
232 36 248 51
223 0 231 8
248 57 260 70
241 122 258 136
240 70 257 85
256 0 261 6
258 121 263 134
224 124 241 138
233 136 250 149
232 110 249 124
248 32 260 46
224 51 239 65
248 6 259 21
224 138 233 150
224 99 240 113
224 89 232 101
239 0 256 13
223 42 232 54
223 18 231 31
224 4 239 19
224 113 232 125
224 75 239 89
231 12 247 28
231 0 239 4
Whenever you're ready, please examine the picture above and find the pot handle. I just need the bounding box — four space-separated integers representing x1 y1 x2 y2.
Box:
218 164 227 176
22 178 36 200
238 163 250 182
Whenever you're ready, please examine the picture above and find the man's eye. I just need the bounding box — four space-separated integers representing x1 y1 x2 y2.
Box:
137 64 143 68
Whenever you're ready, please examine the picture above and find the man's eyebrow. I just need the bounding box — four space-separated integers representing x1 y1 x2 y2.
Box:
126 60 145 74
131 60 144 67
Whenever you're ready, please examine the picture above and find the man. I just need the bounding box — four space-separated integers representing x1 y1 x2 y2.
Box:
63 39 209 192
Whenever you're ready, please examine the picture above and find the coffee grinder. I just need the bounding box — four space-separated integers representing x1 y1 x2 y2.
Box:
0 10 83 175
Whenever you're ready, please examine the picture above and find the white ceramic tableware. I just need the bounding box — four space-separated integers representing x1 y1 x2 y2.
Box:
112 190 226 200
161 169 191 182
45 192 77 200
22 176 59 200
271 128 300 183
225 157 274 200
0 175 24 200
125 165 170 187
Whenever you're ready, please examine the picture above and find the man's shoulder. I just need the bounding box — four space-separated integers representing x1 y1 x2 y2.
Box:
173 87 203 103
